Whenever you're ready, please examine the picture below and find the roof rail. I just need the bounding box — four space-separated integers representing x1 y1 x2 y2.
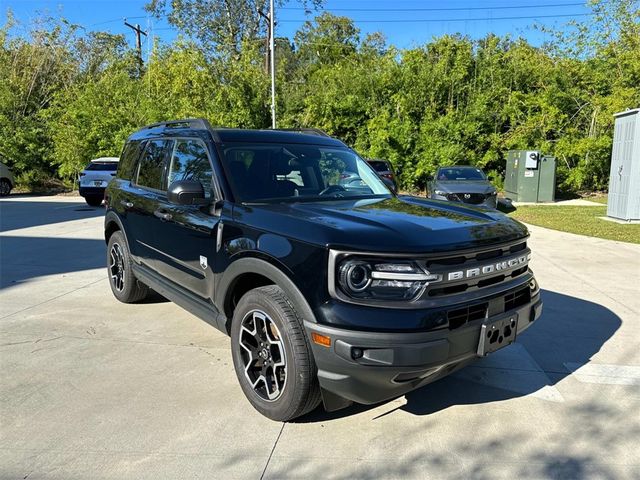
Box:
141 118 212 131
275 127 331 137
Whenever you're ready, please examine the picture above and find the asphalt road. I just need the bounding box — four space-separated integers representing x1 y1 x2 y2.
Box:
1 195 639 480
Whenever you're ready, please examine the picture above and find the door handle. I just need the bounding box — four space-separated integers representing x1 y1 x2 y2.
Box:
154 209 172 221
120 200 133 209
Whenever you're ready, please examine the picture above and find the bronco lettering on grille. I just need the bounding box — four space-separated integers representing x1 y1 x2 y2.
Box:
447 253 530 281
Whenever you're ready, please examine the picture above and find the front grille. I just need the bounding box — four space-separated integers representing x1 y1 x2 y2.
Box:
421 240 530 299
447 193 487 204
447 302 488 330
504 286 531 311
445 284 532 330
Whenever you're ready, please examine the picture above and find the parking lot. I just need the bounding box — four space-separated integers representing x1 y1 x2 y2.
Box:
1 195 639 479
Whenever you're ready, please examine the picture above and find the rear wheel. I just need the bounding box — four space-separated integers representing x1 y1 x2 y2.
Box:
107 230 149 303
85 196 103 207
230 285 321 421
0 179 11 197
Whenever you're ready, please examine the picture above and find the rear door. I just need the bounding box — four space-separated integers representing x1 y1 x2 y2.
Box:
151 137 220 300
126 138 174 272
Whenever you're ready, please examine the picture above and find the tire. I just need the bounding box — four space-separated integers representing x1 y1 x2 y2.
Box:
107 230 149 303
0 179 11 197
85 196 103 207
230 285 321 421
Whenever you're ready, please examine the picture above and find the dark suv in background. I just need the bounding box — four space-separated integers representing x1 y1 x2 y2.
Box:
104 119 542 421
367 159 398 191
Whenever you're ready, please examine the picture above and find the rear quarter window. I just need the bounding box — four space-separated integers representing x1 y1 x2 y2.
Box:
117 141 144 180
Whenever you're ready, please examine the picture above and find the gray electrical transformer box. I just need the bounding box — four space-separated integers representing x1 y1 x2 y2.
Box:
505 150 556 203
607 109 640 222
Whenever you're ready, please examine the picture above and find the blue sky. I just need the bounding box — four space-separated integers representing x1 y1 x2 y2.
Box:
2 0 592 53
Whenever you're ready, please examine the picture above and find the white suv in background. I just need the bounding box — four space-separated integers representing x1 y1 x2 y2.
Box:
79 157 119 206
0 160 15 197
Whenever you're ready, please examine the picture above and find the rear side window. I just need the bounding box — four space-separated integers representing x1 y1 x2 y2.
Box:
168 139 214 198
135 139 173 190
118 141 143 180
86 162 118 171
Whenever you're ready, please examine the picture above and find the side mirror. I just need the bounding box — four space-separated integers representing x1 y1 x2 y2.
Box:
381 176 397 193
167 180 208 206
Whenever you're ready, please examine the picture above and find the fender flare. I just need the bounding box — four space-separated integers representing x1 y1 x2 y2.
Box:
104 211 131 252
215 256 317 326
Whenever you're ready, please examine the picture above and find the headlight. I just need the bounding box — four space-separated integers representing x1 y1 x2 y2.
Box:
489 191 497 196
336 257 441 301
434 190 447 196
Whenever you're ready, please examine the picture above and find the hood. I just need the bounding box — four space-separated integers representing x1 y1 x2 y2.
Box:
234 196 527 254
433 180 496 194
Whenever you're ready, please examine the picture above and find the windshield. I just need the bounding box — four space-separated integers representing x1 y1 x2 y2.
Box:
86 162 118 171
368 160 390 172
437 167 486 181
221 143 391 203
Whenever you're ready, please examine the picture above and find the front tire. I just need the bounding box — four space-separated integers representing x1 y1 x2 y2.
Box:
230 285 321 421
107 230 149 303
0 179 11 197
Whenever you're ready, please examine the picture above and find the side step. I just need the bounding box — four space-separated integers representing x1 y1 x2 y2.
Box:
132 263 227 333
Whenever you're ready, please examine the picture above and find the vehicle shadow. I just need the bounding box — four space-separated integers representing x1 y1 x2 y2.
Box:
0 199 105 233
0 234 169 303
299 289 621 422
0 236 106 288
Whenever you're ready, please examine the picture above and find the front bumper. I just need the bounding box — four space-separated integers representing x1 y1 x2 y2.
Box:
306 289 542 406
431 193 497 209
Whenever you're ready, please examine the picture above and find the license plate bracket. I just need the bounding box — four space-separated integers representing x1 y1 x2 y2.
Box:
477 314 518 357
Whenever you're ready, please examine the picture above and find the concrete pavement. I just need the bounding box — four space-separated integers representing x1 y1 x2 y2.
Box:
1 195 639 479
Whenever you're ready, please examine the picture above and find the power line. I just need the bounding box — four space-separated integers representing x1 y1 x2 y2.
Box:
88 15 148 28
280 2 587 12
279 13 592 24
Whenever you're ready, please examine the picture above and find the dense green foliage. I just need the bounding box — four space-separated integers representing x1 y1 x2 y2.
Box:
1 0 638 192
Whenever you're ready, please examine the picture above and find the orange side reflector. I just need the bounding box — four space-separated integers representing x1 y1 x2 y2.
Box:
312 332 331 347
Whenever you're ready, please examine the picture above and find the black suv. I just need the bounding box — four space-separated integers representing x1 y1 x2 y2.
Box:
104 119 542 421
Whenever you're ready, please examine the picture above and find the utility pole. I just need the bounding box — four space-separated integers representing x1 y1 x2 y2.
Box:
258 3 276 128
124 19 148 72
269 0 276 129
257 10 270 74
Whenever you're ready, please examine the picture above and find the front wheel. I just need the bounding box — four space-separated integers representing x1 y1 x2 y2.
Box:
0 179 11 197
230 285 321 421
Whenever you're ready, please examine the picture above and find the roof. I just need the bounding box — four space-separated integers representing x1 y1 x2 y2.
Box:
91 157 119 162
211 129 345 147
614 108 640 118
130 118 346 147
437 165 479 169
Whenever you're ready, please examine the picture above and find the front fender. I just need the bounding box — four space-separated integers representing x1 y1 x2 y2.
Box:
215 256 318 327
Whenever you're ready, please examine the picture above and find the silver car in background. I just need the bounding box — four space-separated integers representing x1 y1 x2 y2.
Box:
428 166 498 209
79 157 119 206
0 159 15 197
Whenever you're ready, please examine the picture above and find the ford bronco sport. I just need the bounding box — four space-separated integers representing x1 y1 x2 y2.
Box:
104 119 542 421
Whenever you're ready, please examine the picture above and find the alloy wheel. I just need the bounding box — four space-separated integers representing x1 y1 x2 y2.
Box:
109 243 125 292
238 310 287 401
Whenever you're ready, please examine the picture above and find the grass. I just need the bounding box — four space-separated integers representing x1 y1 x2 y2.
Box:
510 205 640 244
